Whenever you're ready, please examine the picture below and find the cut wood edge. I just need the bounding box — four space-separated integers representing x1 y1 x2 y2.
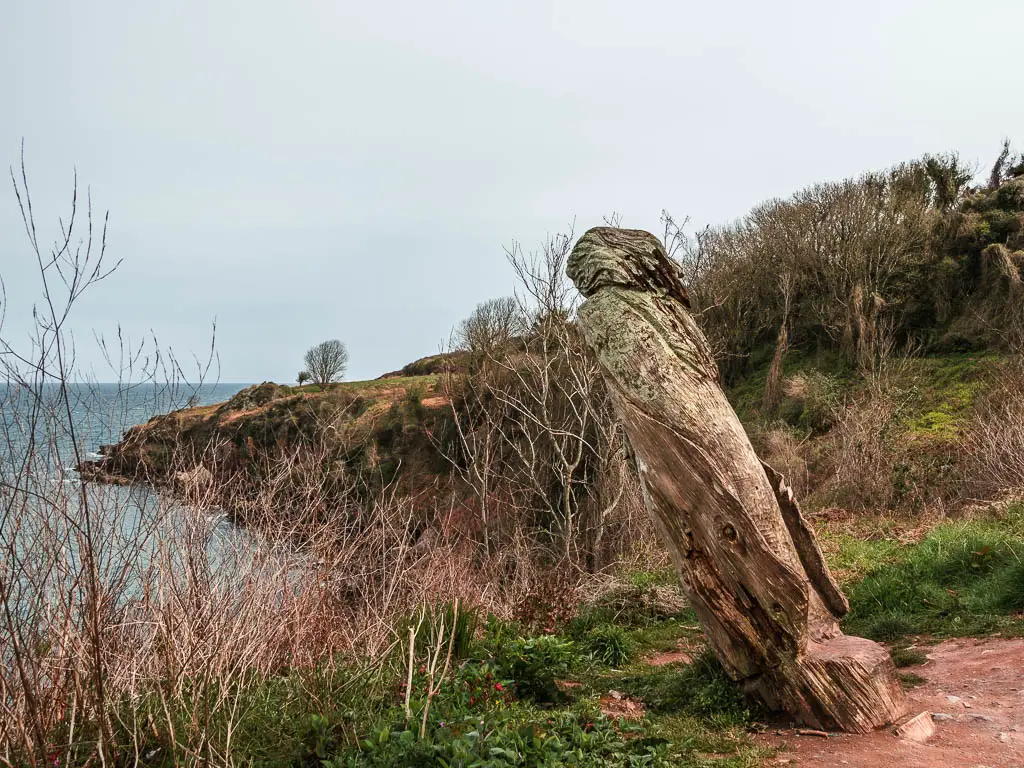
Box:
751 635 908 734
893 711 936 743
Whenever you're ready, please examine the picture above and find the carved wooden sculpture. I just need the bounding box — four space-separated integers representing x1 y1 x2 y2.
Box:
567 227 905 733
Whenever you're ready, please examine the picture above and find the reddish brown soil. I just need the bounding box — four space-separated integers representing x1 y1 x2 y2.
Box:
599 690 646 721
646 640 697 667
758 637 1024 767
420 395 451 408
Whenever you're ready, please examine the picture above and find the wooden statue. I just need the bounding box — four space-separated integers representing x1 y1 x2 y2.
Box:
566 227 905 733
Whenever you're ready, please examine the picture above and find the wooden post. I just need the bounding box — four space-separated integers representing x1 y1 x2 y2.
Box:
566 227 906 733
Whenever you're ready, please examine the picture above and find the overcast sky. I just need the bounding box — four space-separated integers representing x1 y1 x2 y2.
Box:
2 1 1022 383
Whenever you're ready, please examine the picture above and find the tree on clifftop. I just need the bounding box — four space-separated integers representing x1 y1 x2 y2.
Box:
304 340 348 391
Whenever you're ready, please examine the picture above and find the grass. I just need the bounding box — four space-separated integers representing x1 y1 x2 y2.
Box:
335 374 439 394
324 503 1023 766
597 651 751 721
299 604 768 768
889 646 929 668
728 349 1003 442
627 613 704 655
897 671 928 689
568 613 769 768
583 646 770 768
85 505 1023 767
840 504 1024 641
119 595 764 767
900 353 996 440
727 347 855 426
86 344 1024 765
283 374 440 397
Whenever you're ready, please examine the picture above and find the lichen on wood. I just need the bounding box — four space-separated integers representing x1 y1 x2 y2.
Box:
567 227 905 733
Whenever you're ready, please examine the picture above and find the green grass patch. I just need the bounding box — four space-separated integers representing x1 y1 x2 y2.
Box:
897 671 928 688
841 505 1024 641
630 616 703 654
282 375 439 398
580 646 768 768
579 624 636 668
651 715 771 768
889 646 929 667
335 374 439 394
820 529 905 585
901 355 992 439
600 651 753 724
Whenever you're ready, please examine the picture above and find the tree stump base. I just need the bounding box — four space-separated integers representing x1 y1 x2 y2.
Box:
750 635 906 733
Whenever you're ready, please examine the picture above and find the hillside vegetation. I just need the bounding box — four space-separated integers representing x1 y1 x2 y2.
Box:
10 142 1024 766
87 152 1024 535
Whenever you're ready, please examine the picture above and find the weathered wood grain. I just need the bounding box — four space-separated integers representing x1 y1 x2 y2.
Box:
567 226 905 733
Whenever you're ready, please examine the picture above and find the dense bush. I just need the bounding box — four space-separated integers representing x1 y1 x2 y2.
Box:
682 145 1024 386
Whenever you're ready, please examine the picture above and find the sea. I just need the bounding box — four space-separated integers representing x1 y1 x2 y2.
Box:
0 381 253 617
0 381 250 474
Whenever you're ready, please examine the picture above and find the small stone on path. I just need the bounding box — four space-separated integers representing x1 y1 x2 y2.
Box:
966 713 995 723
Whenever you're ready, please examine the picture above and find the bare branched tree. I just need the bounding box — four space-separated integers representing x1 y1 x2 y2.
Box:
304 339 348 390
686 157 951 380
437 230 635 571
454 297 523 366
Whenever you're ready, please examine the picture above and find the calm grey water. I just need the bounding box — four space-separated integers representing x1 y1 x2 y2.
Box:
0 382 252 619
0 381 249 477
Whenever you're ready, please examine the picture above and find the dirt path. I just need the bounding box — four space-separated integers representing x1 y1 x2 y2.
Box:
758 637 1023 767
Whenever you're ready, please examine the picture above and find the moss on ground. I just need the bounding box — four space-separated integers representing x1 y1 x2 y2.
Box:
729 350 1002 442
900 353 995 440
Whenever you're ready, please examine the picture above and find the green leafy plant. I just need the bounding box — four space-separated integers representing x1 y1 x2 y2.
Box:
496 636 579 703
329 705 670 767
581 624 635 668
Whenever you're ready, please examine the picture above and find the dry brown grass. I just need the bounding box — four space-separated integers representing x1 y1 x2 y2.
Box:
961 356 1024 502
2 431 597 764
753 425 811 501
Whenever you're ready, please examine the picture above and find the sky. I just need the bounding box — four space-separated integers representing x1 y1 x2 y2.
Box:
2 0 1022 383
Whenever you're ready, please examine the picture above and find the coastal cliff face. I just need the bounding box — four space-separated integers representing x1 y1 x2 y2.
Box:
78 375 454 498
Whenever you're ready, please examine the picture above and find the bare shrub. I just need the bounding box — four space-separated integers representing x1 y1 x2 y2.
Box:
0 162 669 763
583 574 686 625
752 424 811 500
819 388 906 513
437 230 646 572
961 358 1024 500
0 159 517 764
